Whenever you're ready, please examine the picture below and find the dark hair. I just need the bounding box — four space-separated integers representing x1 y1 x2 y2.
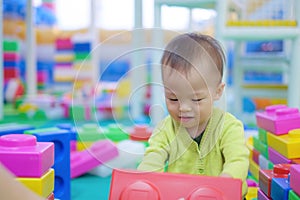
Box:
161 33 225 80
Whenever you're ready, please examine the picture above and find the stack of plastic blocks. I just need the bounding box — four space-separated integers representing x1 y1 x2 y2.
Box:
0 134 55 199
255 104 300 200
25 127 71 200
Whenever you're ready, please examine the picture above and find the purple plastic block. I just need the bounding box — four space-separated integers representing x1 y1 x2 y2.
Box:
290 164 300 196
268 147 292 164
258 189 271 200
71 140 118 178
256 105 300 135
0 134 54 177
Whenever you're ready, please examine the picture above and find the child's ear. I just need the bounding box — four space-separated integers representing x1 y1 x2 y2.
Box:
214 82 225 100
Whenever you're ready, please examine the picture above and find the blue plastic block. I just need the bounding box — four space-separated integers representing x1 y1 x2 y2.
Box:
0 123 34 136
73 43 91 52
56 123 77 141
271 177 290 200
31 129 71 200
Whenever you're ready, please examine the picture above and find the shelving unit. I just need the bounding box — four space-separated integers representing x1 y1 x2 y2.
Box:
218 0 300 120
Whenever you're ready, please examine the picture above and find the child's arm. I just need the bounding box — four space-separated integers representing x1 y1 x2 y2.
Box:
0 163 45 200
137 126 170 172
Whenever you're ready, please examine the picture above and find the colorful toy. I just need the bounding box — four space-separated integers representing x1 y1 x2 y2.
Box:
289 190 300 200
258 189 270 200
268 147 291 164
0 134 54 177
259 164 291 198
267 129 300 159
71 140 118 178
25 128 71 200
16 169 54 198
103 124 129 142
271 177 290 200
129 125 152 141
290 164 300 196
255 105 300 135
109 169 242 199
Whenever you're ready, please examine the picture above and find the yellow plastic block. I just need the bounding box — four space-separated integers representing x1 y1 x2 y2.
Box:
246 187 258 200
17 169 54 198
54 54 74 62
267 129 300 159
77 141 94 151
249 159 259 181
246 137 254 159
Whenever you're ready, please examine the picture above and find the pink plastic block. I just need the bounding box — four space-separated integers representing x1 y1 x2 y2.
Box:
247 179 259 187
290 164 300 196
258 189 271 200
3 52 20 61
109 169 242 200
255 105 300 135
268 147 291 164
0 134 54 177
71 140 118 178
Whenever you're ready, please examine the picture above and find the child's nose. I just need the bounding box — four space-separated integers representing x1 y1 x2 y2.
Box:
179 103 192 112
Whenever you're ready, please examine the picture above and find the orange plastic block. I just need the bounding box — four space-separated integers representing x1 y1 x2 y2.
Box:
109 169 242 200
267 129 300 159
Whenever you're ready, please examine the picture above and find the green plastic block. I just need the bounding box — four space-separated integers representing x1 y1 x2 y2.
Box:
74 53 91 61
253 136 269 159
258 128 268 145
77 123 105 141
289 190 300 200
103 124 129 142
3 40 19 51
33 110 47 120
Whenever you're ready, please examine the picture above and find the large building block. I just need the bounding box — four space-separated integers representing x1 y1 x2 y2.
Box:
267 129 300 159
289 190 300 200
246 187 258 200
290 164 300 196
0 134 54 177
0 123 34 136
27 128 71 200
268 147 292 164
249 159 260 181
71 140 118 178
109 169 242 200
103 124 129 142
271 177 290 200
253 136 269 158
258 128 268 144
17 169 54 198
256 105 300 135
77 123 105 142
259 164 291 198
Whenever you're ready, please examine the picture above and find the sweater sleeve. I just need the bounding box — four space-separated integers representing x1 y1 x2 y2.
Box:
219 115 250 181
137 121 171 172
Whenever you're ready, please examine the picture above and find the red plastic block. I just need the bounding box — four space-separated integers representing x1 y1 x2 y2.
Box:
71 140 118 178
253 148 260 165
109 169 242 200
46 193 54 200
290 164 300 196
0 134 54 177
129 125 152 141
259 164 291 197
255 105 300 135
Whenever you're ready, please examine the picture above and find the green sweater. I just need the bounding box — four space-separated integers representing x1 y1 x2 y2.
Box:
138 108 249 197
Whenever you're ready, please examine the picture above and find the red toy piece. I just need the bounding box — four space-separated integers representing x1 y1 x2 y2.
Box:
129 125 152 141
109 169 242 200
259 163 291 197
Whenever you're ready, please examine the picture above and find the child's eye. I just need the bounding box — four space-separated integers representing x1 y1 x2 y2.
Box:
168 98 178 101
192 98 203 102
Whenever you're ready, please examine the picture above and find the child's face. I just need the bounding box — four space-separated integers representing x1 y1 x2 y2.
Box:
162 66 224 134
